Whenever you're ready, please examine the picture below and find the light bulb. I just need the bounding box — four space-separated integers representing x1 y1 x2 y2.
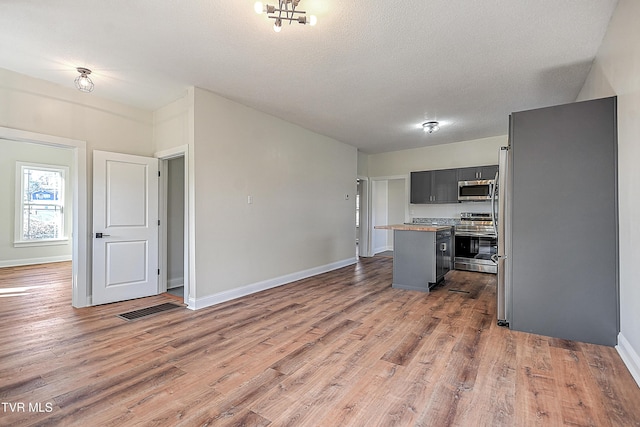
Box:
274 18 282 32
298 15 317 25
422 121 440 133
254 2 263 14
74 67 94 93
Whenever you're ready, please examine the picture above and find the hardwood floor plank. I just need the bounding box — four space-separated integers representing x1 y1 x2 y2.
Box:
216 409 271 427
1 260 640 426
582 342 640 426
547 342 606 427
380 316 440 366
414 311 493 425
451 324 517 426
515 333 564 425
318 360 403 426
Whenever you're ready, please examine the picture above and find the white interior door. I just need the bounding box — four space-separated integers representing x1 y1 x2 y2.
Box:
92 150 159 305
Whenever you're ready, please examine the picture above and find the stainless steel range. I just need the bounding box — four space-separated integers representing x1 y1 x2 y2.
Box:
454 212 497 274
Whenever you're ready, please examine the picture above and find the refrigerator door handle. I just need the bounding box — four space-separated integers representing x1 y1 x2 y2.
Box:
496 145 510 327
491 170 499 237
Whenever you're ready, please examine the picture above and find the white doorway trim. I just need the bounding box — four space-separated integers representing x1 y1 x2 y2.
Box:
357 176 371 257
370 174 410 255
155 145 192 309
0 126 89 307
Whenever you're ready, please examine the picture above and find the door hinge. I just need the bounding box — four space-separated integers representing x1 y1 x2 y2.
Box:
158 219 161 226
158 170 161 177
158 269 160 275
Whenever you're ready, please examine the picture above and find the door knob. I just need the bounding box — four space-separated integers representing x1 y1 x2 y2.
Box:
95 232 111 238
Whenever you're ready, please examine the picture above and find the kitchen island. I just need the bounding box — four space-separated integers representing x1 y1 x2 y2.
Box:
374 224 453 292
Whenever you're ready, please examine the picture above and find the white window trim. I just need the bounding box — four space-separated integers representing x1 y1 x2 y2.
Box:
14 161 70 247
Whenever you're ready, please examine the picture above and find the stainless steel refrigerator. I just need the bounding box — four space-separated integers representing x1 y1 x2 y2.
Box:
493 97 619 346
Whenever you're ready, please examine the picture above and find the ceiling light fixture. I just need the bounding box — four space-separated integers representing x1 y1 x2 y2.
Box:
422 121 440 134
74 67 94 93
254 1 317 32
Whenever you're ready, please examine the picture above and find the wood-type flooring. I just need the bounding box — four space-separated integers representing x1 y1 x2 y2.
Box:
1 259 639 426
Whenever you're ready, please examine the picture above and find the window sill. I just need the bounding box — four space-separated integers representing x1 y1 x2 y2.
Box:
14 238 69 248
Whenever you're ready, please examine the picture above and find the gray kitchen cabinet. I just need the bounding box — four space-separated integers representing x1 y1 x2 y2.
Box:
410 168 458 204
392 227 453 291
433 169 458 203
410 171 432 204
457 165 498 181
435 229 453 281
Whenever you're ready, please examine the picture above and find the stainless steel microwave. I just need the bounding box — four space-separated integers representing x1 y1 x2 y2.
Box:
458 179 494 201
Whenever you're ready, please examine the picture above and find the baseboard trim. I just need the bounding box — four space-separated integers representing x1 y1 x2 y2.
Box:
0 255 72 268
617 332 640 388
167 277 184 289
189 257 357 311
373 245 393 255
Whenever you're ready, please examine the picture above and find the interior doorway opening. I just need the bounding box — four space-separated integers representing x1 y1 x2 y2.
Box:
0 126 88 307
356 177 370 257
356 179 361 257
164 156 185 300
371 176 408 256
157 145 190 307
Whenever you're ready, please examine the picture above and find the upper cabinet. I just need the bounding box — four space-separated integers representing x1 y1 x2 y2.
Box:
410 171 432 204
433 169 458 203
410 169 458 204
411 165 499 204
457 165 498 181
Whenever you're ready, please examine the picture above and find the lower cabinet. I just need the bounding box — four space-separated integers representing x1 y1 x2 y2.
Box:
392 228 453 292
435 230 453 281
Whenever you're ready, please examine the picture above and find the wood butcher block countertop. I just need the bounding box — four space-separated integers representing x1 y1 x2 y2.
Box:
374 224 453 232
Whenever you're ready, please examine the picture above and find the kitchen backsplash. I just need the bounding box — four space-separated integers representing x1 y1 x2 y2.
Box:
409 201 492 220
411 217 461 225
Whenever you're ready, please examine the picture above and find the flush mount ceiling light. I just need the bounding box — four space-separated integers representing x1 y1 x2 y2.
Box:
422 121 440 134
254 0 317 32
74 67 94 93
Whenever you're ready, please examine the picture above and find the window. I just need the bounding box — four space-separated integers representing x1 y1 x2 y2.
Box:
15 162 68 246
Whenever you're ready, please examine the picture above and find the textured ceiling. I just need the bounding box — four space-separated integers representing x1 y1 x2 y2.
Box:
0 1 618 153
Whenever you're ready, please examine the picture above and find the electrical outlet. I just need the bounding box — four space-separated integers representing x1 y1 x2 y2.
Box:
247 195 253 204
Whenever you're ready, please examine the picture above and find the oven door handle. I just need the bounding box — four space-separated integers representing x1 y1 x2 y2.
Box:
455 232 497 237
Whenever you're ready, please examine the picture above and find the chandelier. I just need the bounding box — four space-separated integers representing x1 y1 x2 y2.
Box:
254 1 317 32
